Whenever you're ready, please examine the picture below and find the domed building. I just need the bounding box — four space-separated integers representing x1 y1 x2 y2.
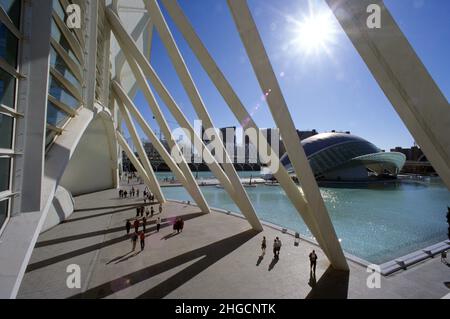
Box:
279 133 406 181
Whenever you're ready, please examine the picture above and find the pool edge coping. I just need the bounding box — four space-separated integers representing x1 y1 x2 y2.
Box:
167 199 450 277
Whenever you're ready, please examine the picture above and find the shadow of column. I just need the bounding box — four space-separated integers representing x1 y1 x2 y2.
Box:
306 267 349 299
70 229 258 299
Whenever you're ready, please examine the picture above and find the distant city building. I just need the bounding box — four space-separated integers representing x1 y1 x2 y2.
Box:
390 145 427 162
276 133 406 182
296 129 319 141
390 145 436 175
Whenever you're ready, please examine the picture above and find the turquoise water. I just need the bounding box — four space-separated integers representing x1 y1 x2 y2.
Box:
156 172 450 264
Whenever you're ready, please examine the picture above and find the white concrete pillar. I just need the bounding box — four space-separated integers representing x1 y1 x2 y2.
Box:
227 0 348 270
114 92 166 203
144 0 263 231
123 53 211 214
113 80 211 214
160 0 335 258
116 132 163 204
326 0 450 190
106 7 263 231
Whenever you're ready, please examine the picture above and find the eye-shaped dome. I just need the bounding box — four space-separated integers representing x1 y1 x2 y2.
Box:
280 133 405 180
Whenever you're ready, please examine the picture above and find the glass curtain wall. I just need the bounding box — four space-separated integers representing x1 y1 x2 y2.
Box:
46 0 84 150
0 0 21 233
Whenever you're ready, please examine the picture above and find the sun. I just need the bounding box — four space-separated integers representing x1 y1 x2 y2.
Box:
288 8 338 57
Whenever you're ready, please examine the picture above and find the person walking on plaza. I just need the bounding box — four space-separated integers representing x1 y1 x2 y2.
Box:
276 237 282 258
309 250 318 277
142 216 147 232
140 232 145 251
134 219 139 233
145 207 150 218
156 217 161 233
261 236 267 256
131 232 138 252
136 189 140 198
159 204 163 215
273 239 278 258
136 207 140 218
125 220 131 235
151 206 155 218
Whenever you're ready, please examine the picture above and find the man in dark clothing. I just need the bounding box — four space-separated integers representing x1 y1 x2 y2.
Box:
156 217 161 233
125 220 131 235
134 219 139 233
309 250 318 277
142 216 147 232
140 232 145 251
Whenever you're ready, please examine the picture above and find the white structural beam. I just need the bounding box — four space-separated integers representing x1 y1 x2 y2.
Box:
227 0 348 270
121 55 211 214
114 92 165 203
116 131 164 203
325 0 450 190
106 7 263 231
160 0 337 259
144 0 262 231
113 80 211 214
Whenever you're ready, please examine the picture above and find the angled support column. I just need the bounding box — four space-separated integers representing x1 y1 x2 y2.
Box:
145 0 262 231
106 7 263 231
228 0 348 270
123 52 211 214
116 132 163 203
160 0 334 256
114 92 165 203
113 80 211 214
326 0 450 190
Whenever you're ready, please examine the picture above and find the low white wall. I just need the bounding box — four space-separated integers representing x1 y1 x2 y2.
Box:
41 186 74 233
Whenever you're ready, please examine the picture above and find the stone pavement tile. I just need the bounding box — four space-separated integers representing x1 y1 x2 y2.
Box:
17 188 450 299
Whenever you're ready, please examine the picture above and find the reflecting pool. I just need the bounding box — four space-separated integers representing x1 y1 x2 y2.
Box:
156 173 450 264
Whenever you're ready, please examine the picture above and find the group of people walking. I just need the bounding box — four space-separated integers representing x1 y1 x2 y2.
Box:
118 187 141 199
260 236 318 277
260 236 283 259
173 218 184 233
126 215 163 252
135 204 162 219
119 186 157 202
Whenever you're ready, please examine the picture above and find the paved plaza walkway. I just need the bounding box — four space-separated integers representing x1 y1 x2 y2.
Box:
18 187 450 299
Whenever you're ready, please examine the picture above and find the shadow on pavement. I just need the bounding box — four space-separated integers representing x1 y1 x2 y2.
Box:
268 257 279 271
74 201 159 213
69 229 258 299
306 267 349 299
26 213 204 272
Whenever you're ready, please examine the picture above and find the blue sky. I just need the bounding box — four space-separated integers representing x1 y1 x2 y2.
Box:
130 0 450 151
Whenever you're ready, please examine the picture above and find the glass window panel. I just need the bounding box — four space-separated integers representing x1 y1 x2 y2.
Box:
47 101 69 127
0 67 15 108
0 157 10 192
50 47 81 92
0 23 18 67
53 0 65 22
51 20 81 66
0 113 13 149
0 0 21 28
48 75 79 109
